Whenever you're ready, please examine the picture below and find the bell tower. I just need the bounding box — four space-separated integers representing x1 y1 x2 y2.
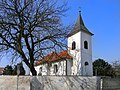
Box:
68 12 93 76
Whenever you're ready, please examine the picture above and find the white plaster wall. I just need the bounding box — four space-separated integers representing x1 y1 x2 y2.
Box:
68 32 81 51
68 32 82 75
35 60 67 75
66 59 73 75
68 31 93 76
71 51 81 75
81 31 93 76
49 60 66 75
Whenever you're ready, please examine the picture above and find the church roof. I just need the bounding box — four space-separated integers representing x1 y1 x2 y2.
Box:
67 13 93 37
35 50 72 66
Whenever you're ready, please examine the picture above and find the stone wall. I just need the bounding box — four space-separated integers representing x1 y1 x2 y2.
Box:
0 76 100 90
0 76 30 90
31 76 100 90
102 77 120 90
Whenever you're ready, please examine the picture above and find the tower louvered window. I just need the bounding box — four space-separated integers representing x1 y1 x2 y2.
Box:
72 41 76 50
85 62 89 66
84 41 88 49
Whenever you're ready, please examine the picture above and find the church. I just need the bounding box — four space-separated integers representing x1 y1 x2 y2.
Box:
35 12 93 76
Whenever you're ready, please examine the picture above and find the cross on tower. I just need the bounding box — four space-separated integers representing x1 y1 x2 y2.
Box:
78 7 81 15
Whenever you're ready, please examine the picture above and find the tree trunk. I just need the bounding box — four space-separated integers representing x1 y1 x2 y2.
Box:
29 55 37 75
30 66 37 76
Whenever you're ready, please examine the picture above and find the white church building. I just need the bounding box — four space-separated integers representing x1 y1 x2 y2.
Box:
35 13 93 76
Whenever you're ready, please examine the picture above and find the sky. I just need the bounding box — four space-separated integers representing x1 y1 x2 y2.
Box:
0 0 120 67
62 0 120 63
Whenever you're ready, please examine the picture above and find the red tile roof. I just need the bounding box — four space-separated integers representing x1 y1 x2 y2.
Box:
35 50 72 66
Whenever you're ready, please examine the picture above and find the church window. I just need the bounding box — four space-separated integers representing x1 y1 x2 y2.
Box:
84 41 88 49
48 63 52 67
38 67 42 76
39 67 42 72
72 41 76 50
54 64 58 73
85 62 89 66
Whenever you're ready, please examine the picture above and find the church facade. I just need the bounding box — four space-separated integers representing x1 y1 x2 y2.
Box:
35 13 93 76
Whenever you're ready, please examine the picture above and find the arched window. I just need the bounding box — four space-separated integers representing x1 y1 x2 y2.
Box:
85 62 89 66
38 67 42 76
39 67 42 72
84 41 88 49
72 41 76 50
54 64 58 73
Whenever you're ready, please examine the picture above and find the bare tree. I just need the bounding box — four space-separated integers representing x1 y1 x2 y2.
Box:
0 0 70 75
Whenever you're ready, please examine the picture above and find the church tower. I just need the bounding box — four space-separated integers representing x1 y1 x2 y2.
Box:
68 12 93 76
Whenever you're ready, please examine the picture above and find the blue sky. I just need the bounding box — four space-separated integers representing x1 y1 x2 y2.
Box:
0 0 120 67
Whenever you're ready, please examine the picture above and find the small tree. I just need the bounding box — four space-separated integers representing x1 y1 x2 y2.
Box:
12 63 25 75
93 59 113 76
0 0 69 75
3 65 13 75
